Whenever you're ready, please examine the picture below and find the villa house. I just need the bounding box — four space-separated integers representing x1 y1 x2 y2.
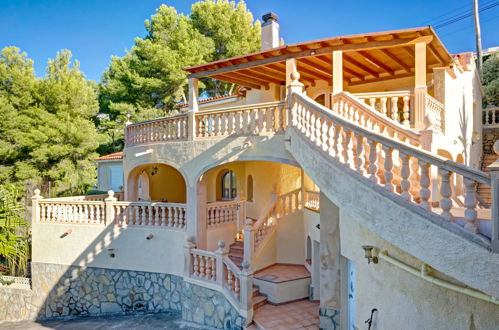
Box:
3 12 499 330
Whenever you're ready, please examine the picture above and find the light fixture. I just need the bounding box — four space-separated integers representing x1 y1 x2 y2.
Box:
146 234 154 240
362 245 378 264
60 229 72 239
107 248 116 258
310 50 316 56
151 166 158 176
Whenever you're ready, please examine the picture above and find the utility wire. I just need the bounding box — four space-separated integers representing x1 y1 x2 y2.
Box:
423 0 493 26
434 1 499 29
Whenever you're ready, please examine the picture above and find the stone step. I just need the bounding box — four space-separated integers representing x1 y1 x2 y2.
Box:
253 295 268 310
231 240 244 247
229 249 243 257
229 245 244 253
252 286 260 297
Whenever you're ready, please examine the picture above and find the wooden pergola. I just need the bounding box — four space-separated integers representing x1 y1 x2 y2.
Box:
183 26 453 89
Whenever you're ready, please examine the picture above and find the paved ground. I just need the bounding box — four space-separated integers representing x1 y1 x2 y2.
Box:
253 299 319 330
0 312 214 330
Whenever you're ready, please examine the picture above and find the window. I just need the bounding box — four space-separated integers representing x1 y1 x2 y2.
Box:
247 175 254 202
109 165 123 192
221 170 237 200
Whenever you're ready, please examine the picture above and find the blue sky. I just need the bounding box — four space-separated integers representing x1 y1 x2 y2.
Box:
1 0 498 81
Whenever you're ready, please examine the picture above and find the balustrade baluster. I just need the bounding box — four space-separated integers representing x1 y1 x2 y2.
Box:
342 128 353 167
306 110 313 139
400 153 412 201
333 124 342 161
463 178 478 232
193 254 200 277
439 169 454 222
383 146 394 191
327 123 335 157
369 98 376 110
355 133 365 175
391 97 399 121
368 140 379 183
228 112 234 135
227 269 233 290
206 257 212 280
315 115 322 147
418 161 432 211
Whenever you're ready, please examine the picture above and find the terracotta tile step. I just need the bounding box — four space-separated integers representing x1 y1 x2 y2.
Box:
253 295 268 310
253 286 260 297
229 245 244 253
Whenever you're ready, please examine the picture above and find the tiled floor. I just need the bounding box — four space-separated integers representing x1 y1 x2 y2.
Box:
254 264 310 283
252 299 320 330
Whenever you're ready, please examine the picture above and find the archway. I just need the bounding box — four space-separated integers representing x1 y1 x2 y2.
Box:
127 163 186 203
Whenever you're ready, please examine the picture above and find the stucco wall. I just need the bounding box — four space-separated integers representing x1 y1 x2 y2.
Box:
340 212 499 330
32 223 185 276
96 161 123 192
276 211 305 264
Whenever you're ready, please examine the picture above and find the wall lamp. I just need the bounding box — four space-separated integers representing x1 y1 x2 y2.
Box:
362 245 378 264
107 248 116 258
146 234 154 240
60 229 72 239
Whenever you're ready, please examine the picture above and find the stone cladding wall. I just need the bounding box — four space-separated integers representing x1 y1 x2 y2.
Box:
0 263 244 329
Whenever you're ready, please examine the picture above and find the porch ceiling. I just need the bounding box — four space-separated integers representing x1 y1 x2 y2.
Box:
183 26 453 89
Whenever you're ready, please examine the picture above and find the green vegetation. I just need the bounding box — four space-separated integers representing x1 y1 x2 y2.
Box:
483 54 499 106
0 185 29 277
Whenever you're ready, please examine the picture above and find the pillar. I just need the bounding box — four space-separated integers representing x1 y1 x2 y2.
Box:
488 141 499 252
186 177 207 249
187 78 199 141
285 58 297 96
414 42 428 130
332 51 343 95
319 192 341 329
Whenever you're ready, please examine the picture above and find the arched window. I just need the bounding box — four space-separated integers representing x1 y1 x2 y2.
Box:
247 175 254 202
221 170 237 200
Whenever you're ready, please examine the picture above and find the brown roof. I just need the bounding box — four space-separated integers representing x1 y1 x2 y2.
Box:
184 26 453 88
177 92 239 109
96 152 123 161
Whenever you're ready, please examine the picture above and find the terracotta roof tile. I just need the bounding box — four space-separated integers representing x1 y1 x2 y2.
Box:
96 152 123 161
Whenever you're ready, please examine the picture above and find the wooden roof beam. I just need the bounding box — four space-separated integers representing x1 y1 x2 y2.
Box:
379 49 411 73
187 36 433 79
238 68 284 84
343 54 380 78
357 51 395 76
225 71 277 86
427 44 445 65
297 63 331 81
212 74 264 90
299 58 332 76
343 66 366 81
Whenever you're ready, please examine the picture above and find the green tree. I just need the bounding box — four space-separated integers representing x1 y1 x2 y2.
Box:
190 0 261 95
0 48 101 196
98 4 214 153
0 185 29 277
483 54 499 105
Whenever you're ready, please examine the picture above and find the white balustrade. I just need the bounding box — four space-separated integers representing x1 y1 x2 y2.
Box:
113 202 186 229
304 191 320 211
483 107 499 128
425 94 445 133
352 91 413 127
190 249 217 281
288 90 491 236
276 189 302 217
195 102 285 138
206 200 244 228
125 114 187 146
223 258 241 301
337 92 421 147
38 200 106 224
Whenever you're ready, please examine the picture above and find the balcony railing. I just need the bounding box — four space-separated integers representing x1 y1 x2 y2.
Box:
206 200 245 228
483 107 499 128
353 90 413 126
125 114 188 146
304 191 320 211
32 190 186 230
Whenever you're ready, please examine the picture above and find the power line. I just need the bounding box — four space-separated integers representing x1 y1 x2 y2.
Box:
434 1 499 29
440 14 499 38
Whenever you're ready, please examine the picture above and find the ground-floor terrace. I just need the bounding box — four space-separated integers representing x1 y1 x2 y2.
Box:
3 150 499 329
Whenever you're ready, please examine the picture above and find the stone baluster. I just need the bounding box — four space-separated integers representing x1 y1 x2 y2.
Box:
342 128 353 168
418 161 432 211
369 98 376 110
380 97 388 117
32 189 42 223
168 206 174 227
391 97 399 121
382 146 394 191
184 236 196 277
368 139 378 183
327 123 335 157
437 169 454 222
400 153 412 201
199 255 206 278
463 177 478 233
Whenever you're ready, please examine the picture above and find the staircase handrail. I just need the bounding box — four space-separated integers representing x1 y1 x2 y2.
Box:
195 101 284 116
334 92 422 146
291 92 490 185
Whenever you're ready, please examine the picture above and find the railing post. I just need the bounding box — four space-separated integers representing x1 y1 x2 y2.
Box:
184 236 196 277
215 240 228 285
104 190 117 226
32 189 43 223
488 141 499 252
240 261 254 325
188 78 199 141
237 200 246 232
286 71 304 127
243 219 254 265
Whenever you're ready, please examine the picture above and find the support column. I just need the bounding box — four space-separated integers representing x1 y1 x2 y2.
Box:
488 141 499 252
319 192 341 329
414 42 427 130
187 78 199 141
186 177 207 249
332 51 343 95
285 58 297 96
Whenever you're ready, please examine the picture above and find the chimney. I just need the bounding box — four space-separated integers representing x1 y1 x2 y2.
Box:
261 12 279 50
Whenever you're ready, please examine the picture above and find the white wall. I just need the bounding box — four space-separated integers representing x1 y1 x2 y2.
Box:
340 211 499 330
32 223 185 276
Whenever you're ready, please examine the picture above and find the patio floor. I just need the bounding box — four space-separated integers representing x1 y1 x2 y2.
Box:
251 299 320 330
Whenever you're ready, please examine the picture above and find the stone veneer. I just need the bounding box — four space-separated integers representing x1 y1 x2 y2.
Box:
0 263 245 329
483 128 499 155
319 306 340 330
